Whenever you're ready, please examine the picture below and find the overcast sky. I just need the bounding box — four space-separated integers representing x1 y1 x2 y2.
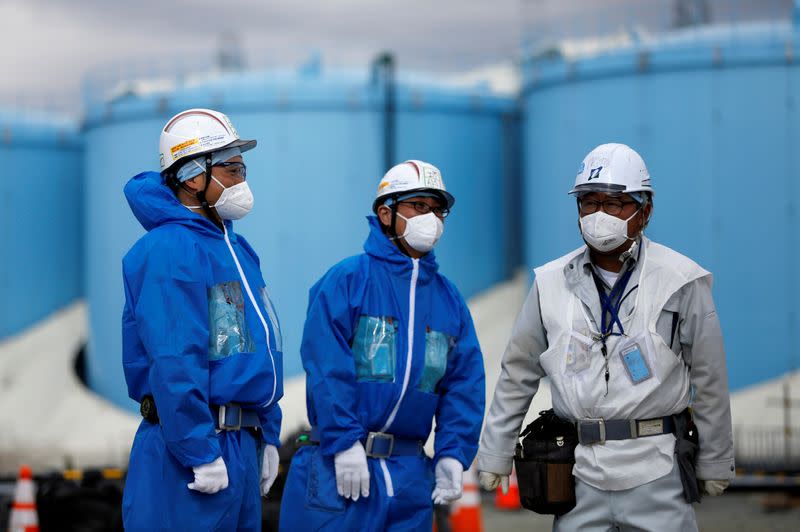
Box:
0 0 790 112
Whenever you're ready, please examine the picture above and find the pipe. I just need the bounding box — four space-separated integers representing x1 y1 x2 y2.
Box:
371 52 396 171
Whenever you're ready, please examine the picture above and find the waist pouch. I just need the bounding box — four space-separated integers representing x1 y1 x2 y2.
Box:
672 408 701 503
514 409 578 516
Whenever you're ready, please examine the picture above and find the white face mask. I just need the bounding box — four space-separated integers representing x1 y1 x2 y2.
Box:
579 207 640 253
397 212 444 253
211 176 254 220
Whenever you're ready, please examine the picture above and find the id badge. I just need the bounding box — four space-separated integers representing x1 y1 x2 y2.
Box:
620 344 652 384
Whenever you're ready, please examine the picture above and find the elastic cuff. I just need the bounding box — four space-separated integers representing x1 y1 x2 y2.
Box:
434 451 468 470
696 458 736 481
476 450 513 476
167 439 223 469
260 430 281 447
321 431 366 458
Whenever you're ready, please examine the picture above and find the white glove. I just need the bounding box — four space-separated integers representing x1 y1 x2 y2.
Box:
478 471 509 494
334 441 370 501
187 457 229 494
260 445 280 497
432 457 464 505
701 479 729 497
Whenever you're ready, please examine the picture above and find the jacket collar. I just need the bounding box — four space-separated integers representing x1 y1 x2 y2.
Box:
363 216 439 282
125 171 235 239
563 236 648 313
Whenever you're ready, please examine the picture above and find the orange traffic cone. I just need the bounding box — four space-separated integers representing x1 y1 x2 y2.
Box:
494 465 521 510
449 462 483 532
7 465 39 532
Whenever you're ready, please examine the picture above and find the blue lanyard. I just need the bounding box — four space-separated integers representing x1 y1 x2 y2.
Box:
591 266 635 338
590 262 636 396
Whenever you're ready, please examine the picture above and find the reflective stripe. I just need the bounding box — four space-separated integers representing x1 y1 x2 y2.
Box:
12 502 36 510
379 458 394 497
223 228 277 407
380 258 419 432
458 489 480 506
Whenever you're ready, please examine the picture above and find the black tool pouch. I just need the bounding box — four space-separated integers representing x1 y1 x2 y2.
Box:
672 408 701 503
514 409 578 515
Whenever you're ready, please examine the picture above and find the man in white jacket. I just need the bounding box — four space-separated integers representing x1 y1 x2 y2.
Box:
477 143 734 531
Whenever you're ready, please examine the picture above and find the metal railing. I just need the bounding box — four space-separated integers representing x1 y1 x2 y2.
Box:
734 425 800 472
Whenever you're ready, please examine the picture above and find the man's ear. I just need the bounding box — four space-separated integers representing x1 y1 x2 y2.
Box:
183 174 206 193
642 201 653 227
377 205 392 226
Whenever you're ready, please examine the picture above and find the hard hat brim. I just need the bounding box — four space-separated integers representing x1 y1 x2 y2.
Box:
226 138 257 153
372 188 455 214
568 182 654 197
163 138 257 175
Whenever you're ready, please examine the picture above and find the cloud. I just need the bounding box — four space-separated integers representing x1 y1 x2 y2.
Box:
0 1 524 110
0 0 791 112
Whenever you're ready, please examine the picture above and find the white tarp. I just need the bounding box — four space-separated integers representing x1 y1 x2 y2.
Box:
0 302 138 476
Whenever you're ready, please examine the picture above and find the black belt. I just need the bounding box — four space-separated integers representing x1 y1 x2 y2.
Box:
308 427 425 458
140 396 260 431
576 415 676 445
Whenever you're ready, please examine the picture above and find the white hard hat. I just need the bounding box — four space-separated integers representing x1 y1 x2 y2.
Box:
159 108 256 174
372 160 455 213
569 143 653 197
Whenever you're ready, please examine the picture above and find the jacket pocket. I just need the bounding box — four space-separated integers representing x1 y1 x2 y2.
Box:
208 281 255 360
259 286 283 352
417 328 452 393
352 315 397 383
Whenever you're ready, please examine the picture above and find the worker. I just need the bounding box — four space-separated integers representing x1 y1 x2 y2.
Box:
121 108 283 530
279 160 485 531
478 143 734 531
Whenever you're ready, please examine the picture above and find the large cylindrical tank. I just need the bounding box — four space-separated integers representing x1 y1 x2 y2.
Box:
521 19 799 391
83 67 519 410
0 111 83 339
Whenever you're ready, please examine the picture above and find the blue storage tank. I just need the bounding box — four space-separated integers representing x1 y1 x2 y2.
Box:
520 18 800 391
0 110 83 339
82 66 519 410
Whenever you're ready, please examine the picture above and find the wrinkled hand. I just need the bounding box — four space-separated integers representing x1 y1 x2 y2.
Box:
701 479 729 496
432 457 464 505
260 445 280 497
187 457 229 494
478 471 509 494
334 441 370 501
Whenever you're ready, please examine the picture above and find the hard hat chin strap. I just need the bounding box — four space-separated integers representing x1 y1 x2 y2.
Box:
386 198 412 258
194 155 224 231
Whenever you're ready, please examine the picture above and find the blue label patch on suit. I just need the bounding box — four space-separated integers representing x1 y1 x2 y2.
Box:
620 345 651 384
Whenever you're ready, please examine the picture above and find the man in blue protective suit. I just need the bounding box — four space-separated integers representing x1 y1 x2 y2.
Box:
121 108 283 531
279 160 486 531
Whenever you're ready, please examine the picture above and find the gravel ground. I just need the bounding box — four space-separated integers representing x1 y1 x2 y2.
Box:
480 491 800 531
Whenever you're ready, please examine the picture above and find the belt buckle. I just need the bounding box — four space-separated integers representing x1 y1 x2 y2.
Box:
578 418 606 445
365 432 394 458
218 403 242 431
636 418 665 437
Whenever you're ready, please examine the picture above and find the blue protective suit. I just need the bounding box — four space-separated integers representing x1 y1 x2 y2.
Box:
120 171 283 531
279 216 485 531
